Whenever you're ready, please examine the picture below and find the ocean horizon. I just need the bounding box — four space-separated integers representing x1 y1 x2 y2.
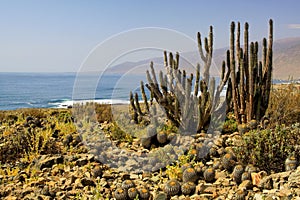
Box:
0 72 288 111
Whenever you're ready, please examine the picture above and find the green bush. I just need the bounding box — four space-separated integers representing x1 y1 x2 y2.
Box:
222 112 238 134
234 123 300 173
103 122 133 143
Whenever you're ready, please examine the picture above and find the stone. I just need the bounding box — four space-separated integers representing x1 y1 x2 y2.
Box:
130 174 140 180
153 192 167 200
36 155 64 170
75 158 88 167
40 185 50 196
203 186 217 194
81 178 96 187
102 171 114 179
195 182 205 194
258 176 273 189
215 170 227 180
190 194 204 200
288 169 300 188
92 166 103 178
251 171 266 186
277 188 293 198
239 180 253 190
74 178 83 189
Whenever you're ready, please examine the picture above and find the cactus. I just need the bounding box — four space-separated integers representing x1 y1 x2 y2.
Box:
138 187 150 200
234 188 247 200
127 187 138 199
164 179 181 196
203 167 215 183
227 19 273 124
114 188 127 200
121 180 135 190
130 26 229 133
181 182 196 195
285 153 298 171
241 171 251 182
129 91 138 123
233 164 244 184
222 153 236 171
157 130 168 144
182 167 198 183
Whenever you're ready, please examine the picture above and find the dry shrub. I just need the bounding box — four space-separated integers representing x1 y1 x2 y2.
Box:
267 83 300 127
95 104 113 123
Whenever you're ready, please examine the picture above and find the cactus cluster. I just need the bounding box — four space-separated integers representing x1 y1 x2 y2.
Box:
114 180 150 200
130 26 229 133
226 19 273 124
130 20 274 135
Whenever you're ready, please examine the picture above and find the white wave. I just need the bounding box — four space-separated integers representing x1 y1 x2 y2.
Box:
50 99 130 108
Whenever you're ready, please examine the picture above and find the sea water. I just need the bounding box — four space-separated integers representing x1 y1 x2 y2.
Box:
0 72 146 110
0 72 284 110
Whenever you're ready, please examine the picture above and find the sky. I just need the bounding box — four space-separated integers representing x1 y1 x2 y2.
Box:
0 0 299 72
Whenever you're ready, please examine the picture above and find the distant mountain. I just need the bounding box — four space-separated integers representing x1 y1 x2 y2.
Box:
108 37 300 80
273 37 300 80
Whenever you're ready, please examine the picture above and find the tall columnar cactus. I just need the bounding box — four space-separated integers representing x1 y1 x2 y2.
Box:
227 19 273 124
130 26 229 133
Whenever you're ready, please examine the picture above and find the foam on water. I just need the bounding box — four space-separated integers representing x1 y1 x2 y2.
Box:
49 99 130 109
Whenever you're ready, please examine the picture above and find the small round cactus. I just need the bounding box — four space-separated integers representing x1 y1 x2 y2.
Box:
245 164 258 174
138 187 150 200
285 154 298 171
121 180 135 190
209 146 219 158
203 167 215 183
114 188 127 200
127 187 138 199
181 181 196 195
181 163 192 172
222 153 236 171
164 179 181 196
213 160 222 170
157 131 168 144
233 164 244 184
182 167 198 183
194 164 203 176
91 165 102 178
241 171 251 182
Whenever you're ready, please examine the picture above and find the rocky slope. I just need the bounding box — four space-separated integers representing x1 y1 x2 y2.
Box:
0 108 299 199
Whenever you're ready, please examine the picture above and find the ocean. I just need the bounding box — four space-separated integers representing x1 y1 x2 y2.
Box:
0 72 285 111
0 72 147 110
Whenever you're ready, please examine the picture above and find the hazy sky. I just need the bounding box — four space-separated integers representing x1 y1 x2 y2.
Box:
0 0 299 72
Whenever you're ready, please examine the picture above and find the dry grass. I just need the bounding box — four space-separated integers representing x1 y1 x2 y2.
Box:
267 83 300 127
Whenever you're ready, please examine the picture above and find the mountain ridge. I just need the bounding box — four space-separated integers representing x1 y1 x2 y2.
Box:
108 37 300 80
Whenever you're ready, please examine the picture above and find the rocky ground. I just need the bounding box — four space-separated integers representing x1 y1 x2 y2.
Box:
0 108 299 200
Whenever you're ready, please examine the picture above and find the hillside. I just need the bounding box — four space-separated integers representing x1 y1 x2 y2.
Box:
108 37 300 80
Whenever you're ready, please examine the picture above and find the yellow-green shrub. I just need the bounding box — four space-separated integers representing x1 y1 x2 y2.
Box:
234 123 300 173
